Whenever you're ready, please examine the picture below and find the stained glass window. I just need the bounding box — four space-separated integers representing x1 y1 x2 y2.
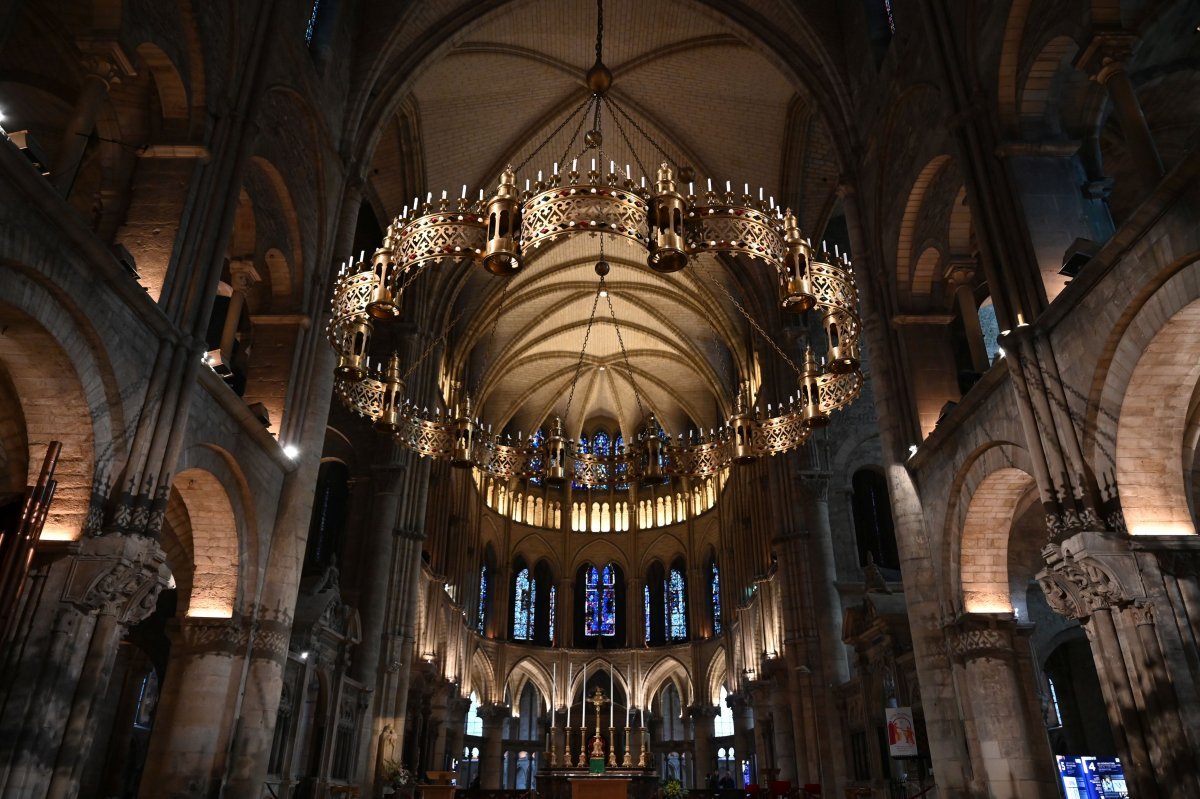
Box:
711 562 722 635
549 585 557 644
585 563 617 636
513 567 535 640
529 427 546 486
466 692 483 736
476 566 488 634
666 567 687 641
644 584 651 643
305 0 321 43
615 434 629 490
882 0 896 33
573 435 589 490
593 430 610 490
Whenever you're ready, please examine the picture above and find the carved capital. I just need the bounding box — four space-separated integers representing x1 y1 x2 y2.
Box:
61 534 169 626
943 614 1017 661
1074 32 1137 84
688 703 720 720
477 702 511 723
1038 532 1139 621
171 615 245 656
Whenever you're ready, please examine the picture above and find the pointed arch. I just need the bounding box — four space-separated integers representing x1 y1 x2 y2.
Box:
640 656 692 709
506 657 553 714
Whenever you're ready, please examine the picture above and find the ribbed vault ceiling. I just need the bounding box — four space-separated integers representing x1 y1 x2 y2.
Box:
368 0 828 440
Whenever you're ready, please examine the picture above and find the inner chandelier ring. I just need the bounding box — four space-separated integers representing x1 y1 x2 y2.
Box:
326 159 864 485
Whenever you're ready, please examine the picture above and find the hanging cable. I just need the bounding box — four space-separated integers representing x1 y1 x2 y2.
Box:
698 258 804 380
515 94 595 174
602 278 646 422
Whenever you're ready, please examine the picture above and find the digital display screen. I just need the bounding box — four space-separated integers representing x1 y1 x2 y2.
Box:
1055 755 1129 798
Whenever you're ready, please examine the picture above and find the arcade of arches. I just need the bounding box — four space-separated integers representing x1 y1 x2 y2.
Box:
1 1 1199 798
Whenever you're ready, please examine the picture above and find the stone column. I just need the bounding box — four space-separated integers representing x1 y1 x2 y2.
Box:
443 696 472 772
726 692 754 784
0 534 168 798
478 703 509 789
218 260 261 362
944 613 1058 798
944 258 989 373
746 681 775 783
1076 34 1163 193
51 43 133 197
689 704 719 782
1039 532 1200 798
138 616 244 796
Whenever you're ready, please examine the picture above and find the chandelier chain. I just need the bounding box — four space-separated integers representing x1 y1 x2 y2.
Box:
603 282 646 422
471 279 512 398
595 0 604 64
700 262 804 380
556 95 595 171
517 94 593 174
563 280 603 421
403 306 467 385
607 96 676 168
602 96 651 180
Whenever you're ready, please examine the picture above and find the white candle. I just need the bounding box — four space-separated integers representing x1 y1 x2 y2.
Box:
552 664 558 728
610 668 614 726
567 664 573 728
627 668 632 726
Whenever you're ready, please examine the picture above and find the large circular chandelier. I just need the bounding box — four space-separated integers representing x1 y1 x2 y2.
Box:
326 1 863 487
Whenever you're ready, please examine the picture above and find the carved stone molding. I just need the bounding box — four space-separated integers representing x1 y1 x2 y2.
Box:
688 703 719 720
171 616 245 657
943 614 1017 662
1038 531 1140 621
60 534 169 627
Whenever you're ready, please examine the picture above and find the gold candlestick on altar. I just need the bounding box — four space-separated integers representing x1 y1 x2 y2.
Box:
622 725 633 767
638 726 649 768
577 726 588 769
549 733 558 768
607 726 618 767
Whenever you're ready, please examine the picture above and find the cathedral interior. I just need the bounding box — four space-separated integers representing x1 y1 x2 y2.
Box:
1 1 1200 797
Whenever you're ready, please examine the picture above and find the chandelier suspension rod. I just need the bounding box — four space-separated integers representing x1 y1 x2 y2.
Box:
601 96 652 182
470 278 512 399
604 96 678 170
595 0 605 67
602 285 646 423
699 258 805 380
563 272 604 422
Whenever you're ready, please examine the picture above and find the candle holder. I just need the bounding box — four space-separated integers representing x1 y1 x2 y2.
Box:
622 725 633 767
549 733 558 768
638 726 649 768
578 727 588 769
608 726 618 768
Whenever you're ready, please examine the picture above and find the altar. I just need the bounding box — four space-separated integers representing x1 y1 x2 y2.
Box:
571 775 630 799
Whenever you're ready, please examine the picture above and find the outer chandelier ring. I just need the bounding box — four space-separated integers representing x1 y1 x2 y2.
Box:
326 160 863 484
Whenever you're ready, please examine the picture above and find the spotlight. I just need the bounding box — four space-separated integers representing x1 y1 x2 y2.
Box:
283 444 300 459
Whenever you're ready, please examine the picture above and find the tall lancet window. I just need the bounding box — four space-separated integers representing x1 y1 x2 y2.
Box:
593 429 610 490
476 565 488 634
529 427 546 486
513 567 535 640
666 566 687 641
644 584 651 643
710 560 722 635
615 434 629 490
585 564 617 636
549 585 557 643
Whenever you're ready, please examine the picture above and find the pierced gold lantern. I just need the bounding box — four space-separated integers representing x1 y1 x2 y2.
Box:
334 318 373 380
728 389 757 464
642 415 666 483
800 348 829 428
543 416 571 487
451 395 475 468
647 163 688 273
779 210 815 313
482 166 523 276
375 352 405 433
365 240 401 319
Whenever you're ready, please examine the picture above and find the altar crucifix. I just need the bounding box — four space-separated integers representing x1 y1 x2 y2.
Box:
588 685 610 772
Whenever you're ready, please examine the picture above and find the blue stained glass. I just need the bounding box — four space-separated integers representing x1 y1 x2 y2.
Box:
585 563 617 636
615 435 629 490
573 435 589 490
513 568 535 640
305 0 321 43
593 430 610 490
711 564 722 635
600 564 616 636
644 584 651 643
529 428 546 486
476 566 488 634
549 585 556 643
667 568 687 641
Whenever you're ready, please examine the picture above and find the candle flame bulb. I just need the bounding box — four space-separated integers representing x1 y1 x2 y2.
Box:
461 184 467 198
